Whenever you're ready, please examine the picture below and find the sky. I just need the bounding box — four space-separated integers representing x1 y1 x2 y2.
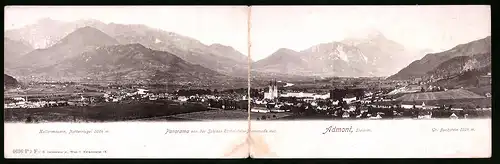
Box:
5 6 491 61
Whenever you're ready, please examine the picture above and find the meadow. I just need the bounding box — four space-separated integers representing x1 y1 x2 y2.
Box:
4 100 211 123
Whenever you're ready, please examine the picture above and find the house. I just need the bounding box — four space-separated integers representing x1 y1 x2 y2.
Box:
255 100 264 104
270 108 286 113
13 97 26 101
280 92 315 99
401 104 414 109
178 96 188 102
418 111 432 119
342 112 350 118
313 93 330 100
137 89 149 95
344 106 356 112
369 113 383 119
342 97 357 104
149 96 158 101
360 99 371 104
251 107 270 113
311 101 318 106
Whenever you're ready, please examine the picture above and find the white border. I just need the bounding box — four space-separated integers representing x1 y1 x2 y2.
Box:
4 119 491 158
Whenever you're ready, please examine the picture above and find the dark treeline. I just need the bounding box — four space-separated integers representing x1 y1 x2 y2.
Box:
250 89 263 99
37 81 77 85
175 89 213 96
174 88 253 96
207 99 248 110
219 88 247 94
329 88 365 101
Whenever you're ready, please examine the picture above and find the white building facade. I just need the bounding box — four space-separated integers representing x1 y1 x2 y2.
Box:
264 80 279 99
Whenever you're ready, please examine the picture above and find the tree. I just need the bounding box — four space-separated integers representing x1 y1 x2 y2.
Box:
421 87 425 92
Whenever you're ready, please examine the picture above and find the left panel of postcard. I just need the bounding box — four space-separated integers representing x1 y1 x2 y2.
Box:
4 6 250 158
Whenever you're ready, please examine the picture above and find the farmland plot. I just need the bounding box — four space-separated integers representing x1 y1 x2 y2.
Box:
166 109 292 121
168 109 249 120
397 89 485 101
4 100 212 122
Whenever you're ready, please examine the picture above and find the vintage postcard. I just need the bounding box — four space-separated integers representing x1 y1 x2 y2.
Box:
4 5 491 158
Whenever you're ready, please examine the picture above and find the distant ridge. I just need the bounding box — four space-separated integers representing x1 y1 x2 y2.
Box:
253 30 422 77
12 26 119 69
5 18 249 77
388 36 491 80
4 74 19 89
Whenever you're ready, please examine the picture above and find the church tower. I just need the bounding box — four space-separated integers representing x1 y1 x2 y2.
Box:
273 79 278 98
268 80 274 96
264 79 280 99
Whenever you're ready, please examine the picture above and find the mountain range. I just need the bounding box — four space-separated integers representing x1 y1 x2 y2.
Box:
15 26 120 69
253 31 426 77
389 36 491 80
33 43 228 84
5 25 241 86
5 18 249 78
4 37 33 68
4 18 490 86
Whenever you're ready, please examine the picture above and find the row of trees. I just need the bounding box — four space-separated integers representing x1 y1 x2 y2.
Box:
175 88 257 96
175 89 214 96
207 99 248 110
330 88 365 101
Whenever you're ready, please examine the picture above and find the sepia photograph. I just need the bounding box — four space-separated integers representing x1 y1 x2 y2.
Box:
249 5 491 121
4 6 492 123
4 5 491 158
4 6 253 122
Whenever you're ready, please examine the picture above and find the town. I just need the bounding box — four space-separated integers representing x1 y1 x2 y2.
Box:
4 74 491 122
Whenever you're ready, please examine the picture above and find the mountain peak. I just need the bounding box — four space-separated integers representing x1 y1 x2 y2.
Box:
76 26 100 32
365 29 385 39
275 48 297 54
57 26 118 47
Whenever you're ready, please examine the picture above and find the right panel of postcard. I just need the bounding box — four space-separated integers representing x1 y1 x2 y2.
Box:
249 5 491 158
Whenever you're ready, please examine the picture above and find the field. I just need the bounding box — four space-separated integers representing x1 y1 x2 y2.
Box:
154 109 292 121
4 84 104 99
397 89 485 101
4 100 212 123
163 109 249 120
467 86 491 97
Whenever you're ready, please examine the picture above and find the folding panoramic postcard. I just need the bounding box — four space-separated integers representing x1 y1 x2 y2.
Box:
4 5 491 158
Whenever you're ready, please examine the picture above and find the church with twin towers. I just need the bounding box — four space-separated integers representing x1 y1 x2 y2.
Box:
264 79 279 100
